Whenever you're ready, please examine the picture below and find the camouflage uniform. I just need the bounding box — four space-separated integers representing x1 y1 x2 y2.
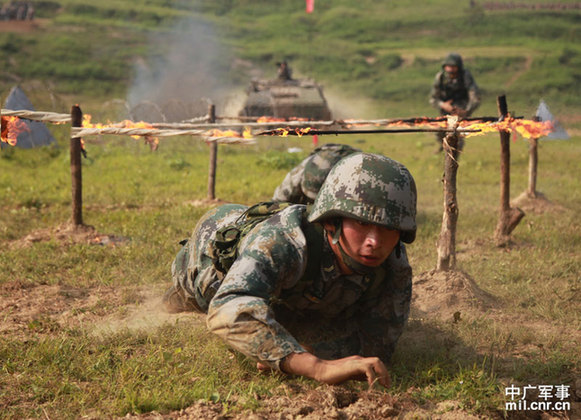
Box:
430 53 481 148
272 143 361 204
429 53 481 116
169 153 416 372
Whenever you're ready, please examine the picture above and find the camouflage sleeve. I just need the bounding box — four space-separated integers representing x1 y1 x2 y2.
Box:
463 69 481 114
272 158 309 204
429 71 444 110
355 246 413 363
206 207 308 371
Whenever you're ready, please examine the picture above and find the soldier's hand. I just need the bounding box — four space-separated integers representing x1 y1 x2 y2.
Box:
281 352 391 388
440 100 455 114
318 355 391 388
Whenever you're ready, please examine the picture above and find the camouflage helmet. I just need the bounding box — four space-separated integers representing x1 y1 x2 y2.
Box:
442 52 464 69
307 153 417 243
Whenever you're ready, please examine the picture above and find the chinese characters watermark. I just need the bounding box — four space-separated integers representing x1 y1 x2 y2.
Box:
505 384 571 412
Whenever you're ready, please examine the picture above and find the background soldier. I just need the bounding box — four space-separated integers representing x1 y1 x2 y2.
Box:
272 143 361 204
276 60 293 81
164 153 417 387
429 52 481 152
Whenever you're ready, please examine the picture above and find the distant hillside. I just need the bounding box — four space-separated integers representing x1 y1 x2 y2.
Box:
0 0 579 121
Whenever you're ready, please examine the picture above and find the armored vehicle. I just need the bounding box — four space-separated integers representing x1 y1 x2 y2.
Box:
239 71 332 120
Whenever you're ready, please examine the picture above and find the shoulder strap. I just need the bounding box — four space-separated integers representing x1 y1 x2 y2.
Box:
211 201 292 274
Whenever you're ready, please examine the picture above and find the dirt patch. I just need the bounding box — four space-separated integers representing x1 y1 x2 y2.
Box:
120 385 490 419
8 222 130 248
511 192 567 214
0 280 173 338
0 20 42 33
412 269 498 322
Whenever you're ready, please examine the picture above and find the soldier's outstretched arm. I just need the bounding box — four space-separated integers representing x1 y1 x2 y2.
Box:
281 352 391 388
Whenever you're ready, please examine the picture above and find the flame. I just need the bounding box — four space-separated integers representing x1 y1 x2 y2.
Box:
118 120 156 140
296 127 312 137
267 117 553 140
512 119 553 139
257 116 286 123
274 128 289 137
203 127 254 141
344 116 552 139
82 115 159 149
270 127 313 137
205 128 243 138
256 116 309 123
462 118 553 139
1 116 29 146
83 114 105 129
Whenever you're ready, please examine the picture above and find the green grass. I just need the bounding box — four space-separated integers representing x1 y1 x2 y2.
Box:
1 0 580 118
0 322 285 419
1 131 580 418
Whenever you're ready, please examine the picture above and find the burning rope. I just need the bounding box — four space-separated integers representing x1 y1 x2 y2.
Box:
1 108 554 147
70 126 255 144
256 127 482 137
1 109 71 124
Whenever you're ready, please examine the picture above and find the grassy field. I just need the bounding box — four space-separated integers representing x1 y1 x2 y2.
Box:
1 1 580 418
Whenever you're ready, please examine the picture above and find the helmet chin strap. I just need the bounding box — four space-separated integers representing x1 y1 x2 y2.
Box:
329 220 375 275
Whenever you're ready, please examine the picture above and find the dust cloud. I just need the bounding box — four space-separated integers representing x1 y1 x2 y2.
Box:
324 87 382 120
90 288 204 338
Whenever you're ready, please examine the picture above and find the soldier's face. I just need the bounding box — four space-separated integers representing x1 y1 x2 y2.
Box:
337 218 400 268
444 65 459 77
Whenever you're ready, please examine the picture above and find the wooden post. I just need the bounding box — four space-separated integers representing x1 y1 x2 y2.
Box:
436 116 460 271
207 104 217 200
70 105 83 227
494 95 524 246
526 116 540 198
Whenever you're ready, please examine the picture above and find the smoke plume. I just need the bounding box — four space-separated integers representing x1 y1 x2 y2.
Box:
127 16 237 122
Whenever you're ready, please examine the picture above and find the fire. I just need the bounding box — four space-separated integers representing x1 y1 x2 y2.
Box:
203 127 255 142
462 118 553 139
274 128 289 137
82 114 106 129
119 120 156 140
270 127 313 137
257 116 286 123
512 119 553 139
256 116 310 123
1 116 29 146
205 128 244 138
344 116 552 139
243 127 253 139
82 115 159 149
